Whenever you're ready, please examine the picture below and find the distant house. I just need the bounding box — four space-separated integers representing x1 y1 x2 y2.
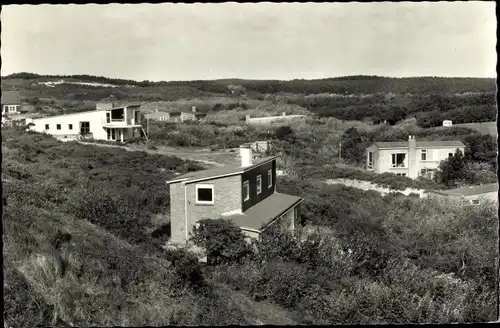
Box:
239 140 272 154
2 91 22 115
166 147 303 245
427 183 498 205
145 111 172 122
25 103 147 142
146 106 207 123
245 112 306 125
366 136 466 180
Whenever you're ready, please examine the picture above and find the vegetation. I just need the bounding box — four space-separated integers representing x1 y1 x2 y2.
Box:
1 129 261 327
193 178 498 324
2 73 498 325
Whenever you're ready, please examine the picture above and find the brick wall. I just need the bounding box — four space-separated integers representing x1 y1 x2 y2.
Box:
184 175 242 241
169 182 186 244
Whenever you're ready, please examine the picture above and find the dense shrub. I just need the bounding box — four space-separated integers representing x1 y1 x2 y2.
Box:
191 219 253 265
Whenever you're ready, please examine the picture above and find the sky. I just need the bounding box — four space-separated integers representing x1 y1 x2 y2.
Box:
1 2 497 81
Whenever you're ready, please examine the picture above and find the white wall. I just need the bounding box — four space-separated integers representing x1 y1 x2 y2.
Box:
27 110 108 140
246 114 306 125
371 146 465 179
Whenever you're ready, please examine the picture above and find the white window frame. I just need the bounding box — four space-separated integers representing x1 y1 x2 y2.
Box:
256 175 262 195
195 184 215 205
56 124 61 130
421 149 427 161
243 180 250 202
45 124 49 130
268 169 272 188
391 153 406 168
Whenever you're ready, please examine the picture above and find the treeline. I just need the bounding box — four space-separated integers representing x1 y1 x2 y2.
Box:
287 92 497 126
4 72 496 95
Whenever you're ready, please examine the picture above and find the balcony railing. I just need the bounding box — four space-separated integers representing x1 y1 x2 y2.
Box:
102 119 141 126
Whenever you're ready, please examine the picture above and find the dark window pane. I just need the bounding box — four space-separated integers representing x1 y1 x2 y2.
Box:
198 188 213 202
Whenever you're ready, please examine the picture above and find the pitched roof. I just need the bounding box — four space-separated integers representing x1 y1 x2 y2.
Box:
225 192 303 231
1 91 21 104
373 140 465 149
430 183 499 197
167 156 277 184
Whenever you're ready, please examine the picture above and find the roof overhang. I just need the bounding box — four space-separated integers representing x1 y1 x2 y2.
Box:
260 198 303 232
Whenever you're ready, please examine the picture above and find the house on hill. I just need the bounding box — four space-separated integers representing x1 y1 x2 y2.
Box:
366 136 465 180
166 147 303 245
427 183 498 205
25 103 147 142
147 106 207 122
2 91 22 115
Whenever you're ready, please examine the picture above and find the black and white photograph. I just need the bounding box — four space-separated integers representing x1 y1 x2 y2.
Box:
1 2 498 326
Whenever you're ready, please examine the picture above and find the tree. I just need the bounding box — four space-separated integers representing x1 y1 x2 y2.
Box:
434 149 469 187
341 127 369 164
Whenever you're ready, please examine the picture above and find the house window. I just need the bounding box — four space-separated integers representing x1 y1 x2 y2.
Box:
256 175 262 195
243 180 250 202
56 124 61 130
391 153 406 168
471 199 480 205
368 151 374 168
448 152 454 158
421 150 427 161
195 184 214 205
110 108 124 121
68 124 73 130
45 124 49 130
80 121 90 134
396 173 407 176
268 169 272 188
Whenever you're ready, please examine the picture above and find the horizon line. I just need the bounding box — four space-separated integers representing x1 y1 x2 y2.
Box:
1 72 497 83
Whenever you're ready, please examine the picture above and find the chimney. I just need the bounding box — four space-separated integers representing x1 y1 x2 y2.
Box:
155 108 159 113
245 114 251 121
192 106 196 113
282 112 286 116
408 135 417 179
240 147 252 167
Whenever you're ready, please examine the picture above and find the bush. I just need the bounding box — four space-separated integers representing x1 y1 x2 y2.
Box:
163 249 206 290
190 219 253 265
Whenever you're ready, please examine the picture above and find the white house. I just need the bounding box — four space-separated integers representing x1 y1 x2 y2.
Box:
2 91 22 115
366 136 466 179
26 104 147 142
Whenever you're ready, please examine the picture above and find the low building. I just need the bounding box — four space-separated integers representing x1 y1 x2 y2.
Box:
26 104 147 142
145 110 172 122
166 147 303 245
245 112 306 125
427 183 498 205
366 136 466 179
147 106 207 123
239 140 272 154
2 91 22 115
